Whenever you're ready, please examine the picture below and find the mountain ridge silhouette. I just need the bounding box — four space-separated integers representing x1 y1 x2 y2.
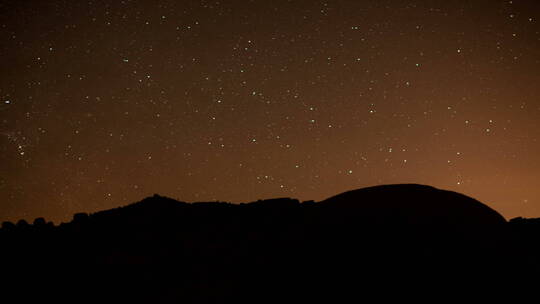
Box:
43 183 506 227
1 184 538 303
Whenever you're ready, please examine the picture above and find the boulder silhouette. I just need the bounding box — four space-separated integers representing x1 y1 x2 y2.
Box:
1 221 15 230
33 217 47 227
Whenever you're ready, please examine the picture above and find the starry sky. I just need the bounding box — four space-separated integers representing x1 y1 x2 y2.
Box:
1 0 539 223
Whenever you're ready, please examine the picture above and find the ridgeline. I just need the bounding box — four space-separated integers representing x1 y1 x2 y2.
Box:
1 184 538 303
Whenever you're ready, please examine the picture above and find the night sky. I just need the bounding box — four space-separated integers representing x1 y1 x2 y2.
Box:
1 0 539 223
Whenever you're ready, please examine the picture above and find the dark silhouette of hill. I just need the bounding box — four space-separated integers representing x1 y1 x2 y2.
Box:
0 184 539 303
320 184 506 225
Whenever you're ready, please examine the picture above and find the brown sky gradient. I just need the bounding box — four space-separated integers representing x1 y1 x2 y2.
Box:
1 0 539 223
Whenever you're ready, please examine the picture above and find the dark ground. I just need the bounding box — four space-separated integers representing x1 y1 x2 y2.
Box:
1 184 539 303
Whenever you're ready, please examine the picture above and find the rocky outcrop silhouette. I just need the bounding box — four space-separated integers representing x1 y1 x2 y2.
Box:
0 184 538 303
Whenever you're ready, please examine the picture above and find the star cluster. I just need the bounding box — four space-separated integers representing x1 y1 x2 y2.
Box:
1 0 539 222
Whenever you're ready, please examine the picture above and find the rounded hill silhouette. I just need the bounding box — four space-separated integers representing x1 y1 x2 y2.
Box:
319 184 506 227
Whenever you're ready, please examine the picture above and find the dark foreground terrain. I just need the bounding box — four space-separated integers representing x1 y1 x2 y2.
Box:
1 184 540 303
